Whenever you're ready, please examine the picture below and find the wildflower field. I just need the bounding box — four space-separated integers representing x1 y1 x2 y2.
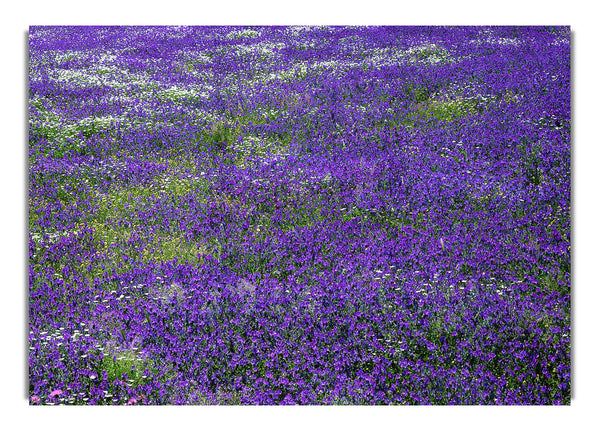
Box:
28 25 570 405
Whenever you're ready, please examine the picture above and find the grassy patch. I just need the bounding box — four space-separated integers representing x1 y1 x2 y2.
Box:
403 97 479 128
408 44 455 65
144 235 210 266
100 350 152 387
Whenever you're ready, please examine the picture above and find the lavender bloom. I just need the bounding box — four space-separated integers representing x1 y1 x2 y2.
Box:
29 25 570 405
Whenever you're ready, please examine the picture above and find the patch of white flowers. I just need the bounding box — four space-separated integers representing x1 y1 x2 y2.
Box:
226 29 261 40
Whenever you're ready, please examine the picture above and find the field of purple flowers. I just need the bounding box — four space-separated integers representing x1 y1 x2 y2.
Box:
28 25 570 405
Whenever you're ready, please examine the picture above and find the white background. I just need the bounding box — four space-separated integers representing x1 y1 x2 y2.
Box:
2 1 597 429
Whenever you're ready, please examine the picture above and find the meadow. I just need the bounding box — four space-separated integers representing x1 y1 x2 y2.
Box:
28 25 570 405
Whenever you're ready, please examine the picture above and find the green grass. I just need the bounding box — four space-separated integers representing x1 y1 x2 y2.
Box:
99 350 152 387
29 168 221 283
402 97 480 128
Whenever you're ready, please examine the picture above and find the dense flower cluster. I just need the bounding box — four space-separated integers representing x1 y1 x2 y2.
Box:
29 25 570 405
